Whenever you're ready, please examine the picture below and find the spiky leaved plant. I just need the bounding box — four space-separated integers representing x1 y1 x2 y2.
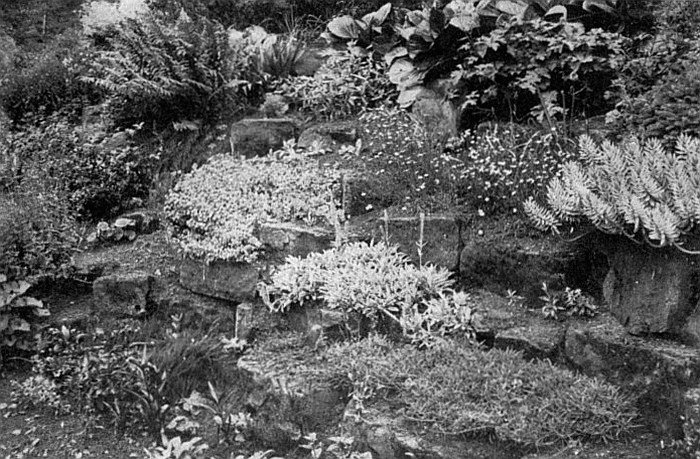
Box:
525 134 700 253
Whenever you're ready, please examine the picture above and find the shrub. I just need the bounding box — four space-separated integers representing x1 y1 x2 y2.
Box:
253 30 308 80
539 283 598 319
525 135 700 252
259 241 473 343
609 32 690 104
654 0 700 39
83 8 258 129
609 46 700 143
165 152 344 263
0 190 81 278
272 49 395 121
455 18 627 122
448 123 576 217
8 114 160 220
321 335 637 447
0 31 95 123
81 0 150 36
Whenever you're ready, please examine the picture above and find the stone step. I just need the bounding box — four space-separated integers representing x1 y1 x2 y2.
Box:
564 313 700 439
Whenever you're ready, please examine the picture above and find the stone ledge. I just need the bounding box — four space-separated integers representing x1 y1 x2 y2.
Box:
564 313 700 438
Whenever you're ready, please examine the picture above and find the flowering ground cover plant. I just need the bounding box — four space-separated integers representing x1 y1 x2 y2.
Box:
165 152 344 263
448 123 577 217
346 107 467 212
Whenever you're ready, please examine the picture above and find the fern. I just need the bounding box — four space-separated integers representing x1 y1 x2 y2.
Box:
526 135 700 252
83 9 257 128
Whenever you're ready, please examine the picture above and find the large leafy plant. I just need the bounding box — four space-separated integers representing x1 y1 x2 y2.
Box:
0 275 49 357
83 8 257 129
370 0 627 107
525 135 700 252
454 18 626 121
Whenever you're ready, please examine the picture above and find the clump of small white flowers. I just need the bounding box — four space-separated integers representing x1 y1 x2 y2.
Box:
165 149 346 263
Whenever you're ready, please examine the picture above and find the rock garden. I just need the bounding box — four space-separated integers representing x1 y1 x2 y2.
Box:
2 0 700 458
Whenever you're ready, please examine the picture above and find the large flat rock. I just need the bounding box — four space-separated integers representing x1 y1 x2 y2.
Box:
460 231 575 305
93 271 154 317
564 313 700 438
471 290 566 361
603 241 700 343
349 213 463 270
179 258 261 302
229 118 299 158
179 223 334 302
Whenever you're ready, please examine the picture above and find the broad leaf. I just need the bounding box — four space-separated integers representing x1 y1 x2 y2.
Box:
545 5 568 19
362 2 392 25
495 0 528 17
11 297 43 308
384 46 408 66
327 16 365 40
397 86 424 108
2 280 30 297
582 0 615 13
10 317 30 332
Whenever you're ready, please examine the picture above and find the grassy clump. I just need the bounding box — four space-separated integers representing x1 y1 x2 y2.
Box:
321 335 637 447
165 153 344 263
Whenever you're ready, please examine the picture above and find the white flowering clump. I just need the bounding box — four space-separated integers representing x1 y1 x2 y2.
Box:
165 153 344 263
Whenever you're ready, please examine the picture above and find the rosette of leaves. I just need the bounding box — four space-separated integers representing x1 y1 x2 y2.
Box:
525 134 700 252
1 275 49 354
87 218 138 245
322 2 396 51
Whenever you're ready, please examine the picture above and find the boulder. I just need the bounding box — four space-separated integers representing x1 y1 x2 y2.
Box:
179 258 261 302
72 253 121 282
235 302 255 341
564 314 700 438
180 223 335 302
229 118 299 157
459 231 574 305
350 212 463 270
603 242 700 343
93 271 154 317
494 321 566 362
258 222 334 262
469 290 566 360
410 86 459 140
342 407 527 459
293 40 331 76
297 121 359 153
118 210 160 234
236 336 347 448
